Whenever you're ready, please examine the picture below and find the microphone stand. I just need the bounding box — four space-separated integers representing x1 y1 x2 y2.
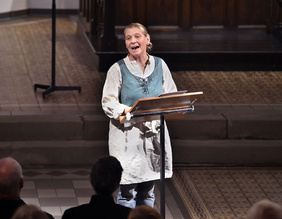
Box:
34 0 81 99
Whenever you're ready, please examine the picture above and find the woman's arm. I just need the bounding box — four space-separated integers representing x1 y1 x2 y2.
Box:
161 60 178 93
101 63 128 120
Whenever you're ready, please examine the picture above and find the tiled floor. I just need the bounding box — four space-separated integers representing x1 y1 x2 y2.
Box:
21 168 182 219
21 166 282 219
21 168 93 219
0 15 281 113
172 167 282 219
0 15 105 113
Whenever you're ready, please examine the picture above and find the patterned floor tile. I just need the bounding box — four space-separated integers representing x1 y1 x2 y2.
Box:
171 167 282 219
0 16 282 113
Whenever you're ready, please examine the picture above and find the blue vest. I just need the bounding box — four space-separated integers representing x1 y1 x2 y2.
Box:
119 56 163 106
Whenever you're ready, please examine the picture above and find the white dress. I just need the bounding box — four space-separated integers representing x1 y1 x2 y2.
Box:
101 55 177 185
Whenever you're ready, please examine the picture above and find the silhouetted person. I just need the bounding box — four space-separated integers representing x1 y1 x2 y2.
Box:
62 156 131 219
0 157 54 219
247 199 282 219
128 205 162 219
12 205 49 219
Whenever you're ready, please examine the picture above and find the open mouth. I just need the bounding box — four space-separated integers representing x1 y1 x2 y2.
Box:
132 46 140 50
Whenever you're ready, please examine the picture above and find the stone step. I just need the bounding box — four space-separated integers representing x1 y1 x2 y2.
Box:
1 109 281 166
0 140 108 167
1 140 282 167
167 109 282 140
172 139 282 165
1 110 281 141
0 113 108 141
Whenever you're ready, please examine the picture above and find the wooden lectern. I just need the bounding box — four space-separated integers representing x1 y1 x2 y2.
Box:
119 91 203 219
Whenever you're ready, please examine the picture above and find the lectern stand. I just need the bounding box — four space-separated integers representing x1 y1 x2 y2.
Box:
120 91 203 219
34 0 81 99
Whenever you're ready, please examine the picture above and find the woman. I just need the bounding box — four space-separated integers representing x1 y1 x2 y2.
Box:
101 23 177 208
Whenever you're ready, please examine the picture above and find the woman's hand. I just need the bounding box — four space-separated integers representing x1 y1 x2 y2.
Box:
124 106 131 114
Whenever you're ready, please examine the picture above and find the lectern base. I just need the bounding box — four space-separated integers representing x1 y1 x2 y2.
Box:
34 84 81 99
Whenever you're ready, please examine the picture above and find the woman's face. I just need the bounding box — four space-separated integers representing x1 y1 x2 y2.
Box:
124 27 150 59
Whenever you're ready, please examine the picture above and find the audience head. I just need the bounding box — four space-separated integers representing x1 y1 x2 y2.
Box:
247 199 282 219
128 205 162 219
0 157 24 199
12 205 49 219
90 155 123 195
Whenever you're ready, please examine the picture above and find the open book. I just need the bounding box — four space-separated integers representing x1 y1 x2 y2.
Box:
119 91 203 123
158 90 188 97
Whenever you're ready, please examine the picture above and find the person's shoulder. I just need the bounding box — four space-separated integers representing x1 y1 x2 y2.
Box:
64 204 89 212
150 55 162 61
62 204 90 218
108 62 120 72
150 55 166 65
109 57 128 70
46 212 55 219
115 203 131 210
112 203 132 215
62 203 131 219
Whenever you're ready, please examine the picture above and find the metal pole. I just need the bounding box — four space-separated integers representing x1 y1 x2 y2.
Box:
128 106 195 218
160 114 165 219
51 0 56 87
33 0 81 97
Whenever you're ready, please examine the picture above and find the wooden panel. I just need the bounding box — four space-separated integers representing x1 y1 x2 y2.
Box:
80 0 274 34
115 0 135 26
181 0 192 28
225 0 237 27
237 0 270 25
113 0 271 29
191 0 226 26
146 0 179 26
135 0 147 25
115 0 184 29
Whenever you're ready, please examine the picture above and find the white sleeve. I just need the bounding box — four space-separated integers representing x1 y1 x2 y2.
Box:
161 59 178 93
101 63 128 120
